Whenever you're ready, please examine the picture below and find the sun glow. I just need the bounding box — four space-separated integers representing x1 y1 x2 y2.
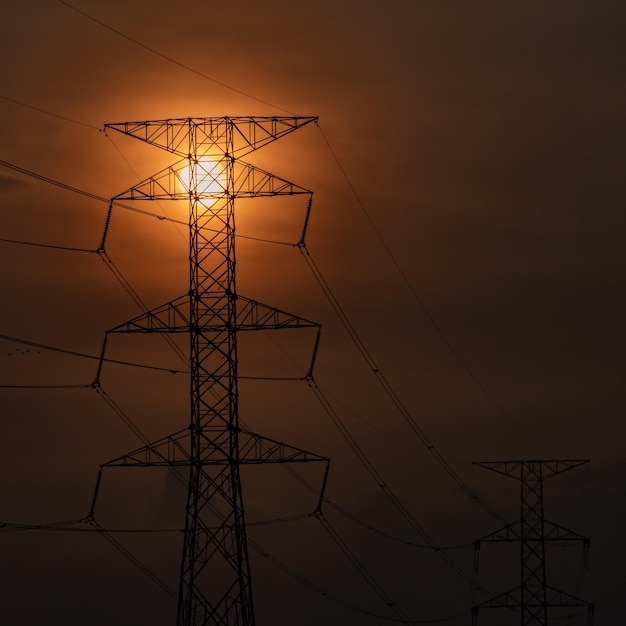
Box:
180 158 227 198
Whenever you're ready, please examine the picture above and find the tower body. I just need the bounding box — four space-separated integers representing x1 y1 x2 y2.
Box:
518 461 549 624
180 123 251 626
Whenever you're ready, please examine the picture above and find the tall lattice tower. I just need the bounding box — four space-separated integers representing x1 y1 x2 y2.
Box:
98 117 328 626
472 459 594 626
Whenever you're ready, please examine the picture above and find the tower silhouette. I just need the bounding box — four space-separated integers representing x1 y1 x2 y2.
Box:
472 459 593 625
97 117 328 626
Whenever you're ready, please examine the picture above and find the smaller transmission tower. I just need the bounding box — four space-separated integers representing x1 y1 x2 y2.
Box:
472 459 594 626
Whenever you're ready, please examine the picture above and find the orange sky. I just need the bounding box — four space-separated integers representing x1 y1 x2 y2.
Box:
1 1 624 624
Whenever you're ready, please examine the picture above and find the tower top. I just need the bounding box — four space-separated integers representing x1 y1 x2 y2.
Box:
104 116 318 158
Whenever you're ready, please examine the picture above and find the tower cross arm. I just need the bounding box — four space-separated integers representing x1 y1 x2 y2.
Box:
544 520 589 543
237 429 329 464
236 296 319 330
233 161 312 197
473 586 521 610
229 116 318 156
106 295 190 333
546 586 594 609
474 586 594 611
101 428 191 467
97 427 328 468
104 116 318 157
473 459 589 480
112 159 190 201
477 519 588 544
477 521 522 542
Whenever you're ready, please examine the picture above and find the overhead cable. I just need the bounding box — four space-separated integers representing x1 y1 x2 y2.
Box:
307 378 489 593
300 245 508 527
0 158 185 224
57 0 295 115
0 333 185 374
316 512 411 622
316 125 558 455
0 237 96 253
0 94 100 130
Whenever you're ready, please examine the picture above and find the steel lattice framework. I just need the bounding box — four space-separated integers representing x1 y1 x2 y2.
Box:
99 117 328 626
472 460 594 626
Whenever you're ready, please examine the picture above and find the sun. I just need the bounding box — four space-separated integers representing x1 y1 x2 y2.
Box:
179 158 227 198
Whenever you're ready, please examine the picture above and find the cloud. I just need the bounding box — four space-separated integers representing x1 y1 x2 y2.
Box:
0 173 28 190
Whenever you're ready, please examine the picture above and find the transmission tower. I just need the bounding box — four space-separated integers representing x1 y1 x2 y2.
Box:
97 117 329 626
472 460 594 626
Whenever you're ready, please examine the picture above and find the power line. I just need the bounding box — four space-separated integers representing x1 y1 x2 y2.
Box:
104 132 188 244
317 382 430 457
96 251 189 369
0 237 97 253
316 512 412 622
285 455 474 551
0 333 186 374
57 0 295 114
252 537 467 625
326 499 474 552
0 157 185 225
0 94 100 130
0 511 467 624
89 518 178 600
315 125 559 455
94 385 152 444
0 383 91 389
237 415 472 553
300 246 508 528
307 378 489 593
0 514 314 533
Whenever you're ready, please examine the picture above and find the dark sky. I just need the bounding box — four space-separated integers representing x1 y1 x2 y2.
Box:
1 1 624 624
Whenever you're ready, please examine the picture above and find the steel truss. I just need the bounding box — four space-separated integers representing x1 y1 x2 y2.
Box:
99 117 327 626
472 460 594 626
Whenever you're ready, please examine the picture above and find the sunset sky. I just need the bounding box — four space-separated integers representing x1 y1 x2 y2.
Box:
1 1 624 624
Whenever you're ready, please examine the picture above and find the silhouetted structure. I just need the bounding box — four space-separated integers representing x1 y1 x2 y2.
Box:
99 117 328 626
472 459 594 626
